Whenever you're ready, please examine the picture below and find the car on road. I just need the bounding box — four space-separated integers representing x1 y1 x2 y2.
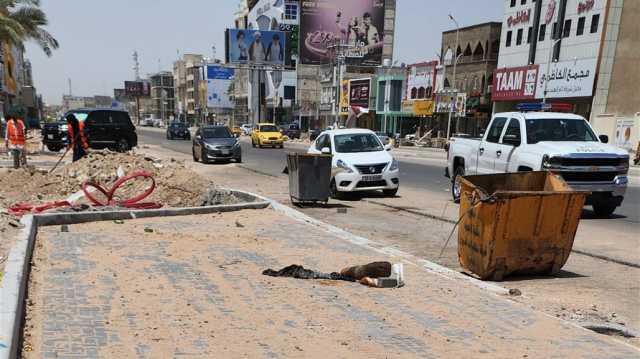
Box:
375 131 391 146
166 122 191 140
240 124 253 136
280 123 301 140
251 123 284 148
446 110 630 217
230 126 243 137
67 108 138 152
41 119 68 152
192 125 242 164
309 128 322 141
308 128 400 198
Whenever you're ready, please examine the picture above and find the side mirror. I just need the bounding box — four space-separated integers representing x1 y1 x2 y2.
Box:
502 134 521 147
384 144 392 151
599 134 609 144
321 147 331 155
195 135 201 140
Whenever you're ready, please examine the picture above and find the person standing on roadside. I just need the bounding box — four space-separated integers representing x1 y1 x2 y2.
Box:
66 113 89 162
4 113 27 168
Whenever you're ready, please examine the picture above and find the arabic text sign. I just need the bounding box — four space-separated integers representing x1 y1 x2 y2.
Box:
536 58 596 99
492 65 539 101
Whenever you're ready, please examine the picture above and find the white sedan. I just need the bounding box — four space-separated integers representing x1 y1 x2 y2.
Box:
308 128 400 198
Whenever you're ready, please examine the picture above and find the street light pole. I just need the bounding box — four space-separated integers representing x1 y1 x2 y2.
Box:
446 14 460 140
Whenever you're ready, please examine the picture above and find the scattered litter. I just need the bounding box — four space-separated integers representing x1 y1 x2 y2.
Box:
235 220 244 228
113 220 125 224
60 225 69 233
509 288 522 296
144 227 154 233
263 262 405 288
200 188 239 206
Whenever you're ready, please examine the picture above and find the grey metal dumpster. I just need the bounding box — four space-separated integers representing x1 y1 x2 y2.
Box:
286 153 332 205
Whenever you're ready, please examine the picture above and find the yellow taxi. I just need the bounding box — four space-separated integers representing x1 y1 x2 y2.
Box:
251 123 284 148
230 126 242 137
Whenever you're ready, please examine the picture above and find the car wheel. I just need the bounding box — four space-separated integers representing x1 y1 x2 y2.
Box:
46 145 61 152
236 156 242 163
592 203 616 218
201 149 208 164
252 139 256 148
117 138 130 152
192 148 198 162
452 166 465 203
330 180 344 200
383 188 399 197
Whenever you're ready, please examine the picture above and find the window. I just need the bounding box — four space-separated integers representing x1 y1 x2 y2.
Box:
503 119 521 146
551 22 558 39
577 16 586 36
527 26 533 43
539 24 546 41
417 87 425 99
410 87 417 99
563 19 572 38
506 31 513 47
590 14 600 33
521 0 526 4
486 118 507 143
315 134 326 150
285 4 297 20
510 0 516 7
377 81 386 111
284 86 295 100
516 28 523 45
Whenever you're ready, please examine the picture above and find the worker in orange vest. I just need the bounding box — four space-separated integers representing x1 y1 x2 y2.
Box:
4 115 27 168
66 114 89 162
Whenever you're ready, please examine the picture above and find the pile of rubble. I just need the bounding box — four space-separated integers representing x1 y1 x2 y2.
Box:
0 150 238 209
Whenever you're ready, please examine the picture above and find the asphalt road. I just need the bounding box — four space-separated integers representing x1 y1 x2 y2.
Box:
138 128 639 223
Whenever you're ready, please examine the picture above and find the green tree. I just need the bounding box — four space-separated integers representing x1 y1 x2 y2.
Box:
0 0 58 56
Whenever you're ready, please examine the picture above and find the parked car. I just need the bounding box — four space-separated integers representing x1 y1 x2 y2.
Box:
67 108 137 152
41 120 68 152
251 123 284 148
166 122 191 140
240 124 253 135
309 128 322 142
446 110 630 217
375 131 391 146
192 125 242 163
308 128 399 198
281 123 302 139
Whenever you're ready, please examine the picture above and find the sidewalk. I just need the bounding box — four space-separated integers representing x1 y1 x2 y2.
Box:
21 209 640 358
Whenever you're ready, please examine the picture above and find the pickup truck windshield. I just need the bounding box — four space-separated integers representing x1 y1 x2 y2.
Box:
335 133 383 153
525 118 598 144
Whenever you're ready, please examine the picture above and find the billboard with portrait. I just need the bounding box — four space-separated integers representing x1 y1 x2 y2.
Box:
207 66 235 109
300 0 385 66
349 78 371 109
226 29 286 66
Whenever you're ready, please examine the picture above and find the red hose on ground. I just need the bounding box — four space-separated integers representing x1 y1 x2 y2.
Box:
82 171 162 209
9 170 163 216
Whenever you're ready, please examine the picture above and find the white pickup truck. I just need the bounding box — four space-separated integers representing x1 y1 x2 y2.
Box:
446 111 630 217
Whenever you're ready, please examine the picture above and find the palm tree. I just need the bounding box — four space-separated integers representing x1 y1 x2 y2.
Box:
0 0 58 56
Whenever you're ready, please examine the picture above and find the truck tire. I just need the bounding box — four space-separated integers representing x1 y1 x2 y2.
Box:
592 203 616 218
452 166 465 203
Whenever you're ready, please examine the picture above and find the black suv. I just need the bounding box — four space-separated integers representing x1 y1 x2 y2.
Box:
41 120 68 152
166 122 191 140
66 109 138 152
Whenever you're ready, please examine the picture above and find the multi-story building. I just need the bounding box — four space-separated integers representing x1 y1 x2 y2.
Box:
494 0 638 154
590 0 639 153
436 22 501 136
150 71 175 122
173 54 204 124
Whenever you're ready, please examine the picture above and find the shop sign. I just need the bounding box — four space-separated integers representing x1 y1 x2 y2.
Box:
413 100 434 116
508 9 531 28
535 58 597 99
578 0 595 14
348 78 371 109
492 65 539 101
402 101 414 114
339 80 349 115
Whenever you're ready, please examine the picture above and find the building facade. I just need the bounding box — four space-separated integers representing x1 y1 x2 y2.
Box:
150 71 175 123
173 54 205 124
438 22 501 137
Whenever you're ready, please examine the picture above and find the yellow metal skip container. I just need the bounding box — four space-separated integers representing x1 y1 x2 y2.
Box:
458 172 587 281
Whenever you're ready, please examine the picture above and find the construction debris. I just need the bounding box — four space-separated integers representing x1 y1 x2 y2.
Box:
263 262 404 288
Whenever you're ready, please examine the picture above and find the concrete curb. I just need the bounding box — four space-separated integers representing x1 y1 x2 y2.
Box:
242 190 511 296
0 192 269 359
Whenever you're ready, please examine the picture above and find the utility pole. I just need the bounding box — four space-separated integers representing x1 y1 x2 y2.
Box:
446 14 460 140
68 78 72 96
133 51 141 81
327 39 353 129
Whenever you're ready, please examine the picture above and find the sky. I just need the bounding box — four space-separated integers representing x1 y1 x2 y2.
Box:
25 0 504 105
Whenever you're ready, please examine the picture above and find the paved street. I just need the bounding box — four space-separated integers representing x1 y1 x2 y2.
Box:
137 128 640 337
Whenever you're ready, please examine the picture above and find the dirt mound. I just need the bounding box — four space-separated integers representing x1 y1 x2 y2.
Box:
0 150 231 209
